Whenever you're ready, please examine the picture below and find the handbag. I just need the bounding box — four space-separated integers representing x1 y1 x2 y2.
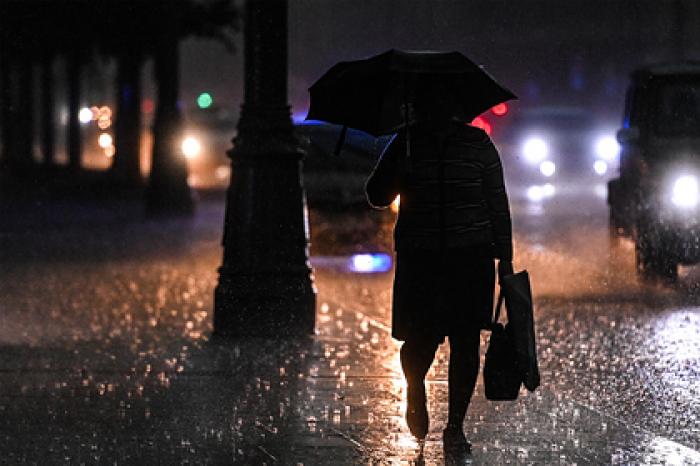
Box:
483 293 522 401
501 271 540 392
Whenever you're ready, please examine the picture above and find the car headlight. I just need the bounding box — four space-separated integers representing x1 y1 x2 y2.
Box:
671 175 699 208
593 160 608 175
539 160 556 177
523 137 549 164
594 136 620 161
181 136 202 159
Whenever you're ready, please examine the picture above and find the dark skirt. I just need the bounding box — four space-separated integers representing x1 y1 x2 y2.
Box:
391 246 495 342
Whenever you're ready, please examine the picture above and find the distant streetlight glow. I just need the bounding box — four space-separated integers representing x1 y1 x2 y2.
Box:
98 133 113 149
97 116 111 129
523 137 549 164
539 160 556 177
527 185 545 202
215 166 231 180
182 136 202 159
542 183 556 197
672 175 699 208
197 93 213 109
594 160 608 175
527 183 556 202
79 107 93 124
595 136 620 161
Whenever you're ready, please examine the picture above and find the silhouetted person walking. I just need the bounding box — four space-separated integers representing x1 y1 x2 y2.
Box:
365 82 513 456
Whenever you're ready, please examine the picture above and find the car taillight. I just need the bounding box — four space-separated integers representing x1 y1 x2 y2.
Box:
470 116 492 135
491 103 509 116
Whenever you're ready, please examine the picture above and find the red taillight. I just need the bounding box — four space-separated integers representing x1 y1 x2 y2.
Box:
491 103 508 116
470 116 492 135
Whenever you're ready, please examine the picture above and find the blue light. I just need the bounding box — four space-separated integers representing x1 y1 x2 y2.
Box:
294 112 324 124
349 253 393 273
297 118 326 126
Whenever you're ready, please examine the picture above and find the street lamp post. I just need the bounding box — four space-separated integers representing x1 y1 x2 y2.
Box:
214 0 316 337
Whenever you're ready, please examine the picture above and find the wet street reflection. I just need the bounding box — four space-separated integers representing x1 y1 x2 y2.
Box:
1 183 700 463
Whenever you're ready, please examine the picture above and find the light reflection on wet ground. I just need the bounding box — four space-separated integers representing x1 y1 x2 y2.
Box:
1 185 700 463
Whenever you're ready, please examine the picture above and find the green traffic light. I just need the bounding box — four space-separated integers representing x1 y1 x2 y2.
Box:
197 92 213 109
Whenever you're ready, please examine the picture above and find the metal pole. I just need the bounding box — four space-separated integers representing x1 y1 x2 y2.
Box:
214 0 316 337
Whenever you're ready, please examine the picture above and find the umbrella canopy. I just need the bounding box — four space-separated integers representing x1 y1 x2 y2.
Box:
501 270 540 392
306 49 517 137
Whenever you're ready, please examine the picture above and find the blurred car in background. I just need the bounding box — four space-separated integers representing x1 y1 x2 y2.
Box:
608 62 700 280
180 109 392 209
496 106 620 185
180 106 237 188
296 121 391 209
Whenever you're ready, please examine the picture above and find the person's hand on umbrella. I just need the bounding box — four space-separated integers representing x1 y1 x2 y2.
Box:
498 260 514 281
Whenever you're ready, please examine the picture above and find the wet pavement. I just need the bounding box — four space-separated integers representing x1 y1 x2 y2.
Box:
1 182 700 464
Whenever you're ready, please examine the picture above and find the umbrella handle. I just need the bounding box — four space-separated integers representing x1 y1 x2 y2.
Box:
333 125 348 156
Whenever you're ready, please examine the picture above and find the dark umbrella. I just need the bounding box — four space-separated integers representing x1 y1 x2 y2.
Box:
306 49 516 154
501 270 540 392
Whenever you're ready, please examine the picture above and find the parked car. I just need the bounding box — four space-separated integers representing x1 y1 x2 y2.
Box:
608 62 700 280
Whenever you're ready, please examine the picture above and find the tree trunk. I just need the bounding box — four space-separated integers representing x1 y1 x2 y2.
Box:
40 53 55 167
66 52 82 171
111 52 143 186
15 56 35 171
0 51 15 167
147 35 193 215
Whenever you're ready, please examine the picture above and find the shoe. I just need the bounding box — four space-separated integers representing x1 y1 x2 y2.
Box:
443 425 472 455
406 381 429 439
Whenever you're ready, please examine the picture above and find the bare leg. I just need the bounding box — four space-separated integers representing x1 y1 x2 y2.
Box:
400 337 440 439
447 329 481 428
400 337 439 385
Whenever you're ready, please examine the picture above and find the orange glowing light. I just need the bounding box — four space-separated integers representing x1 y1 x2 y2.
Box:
391 195 400 213
98 116 111 129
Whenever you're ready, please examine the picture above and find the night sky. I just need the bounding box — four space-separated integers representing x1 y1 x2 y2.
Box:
178 0 700 123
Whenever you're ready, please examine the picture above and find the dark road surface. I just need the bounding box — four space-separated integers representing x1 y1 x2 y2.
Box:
1 179 699 464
